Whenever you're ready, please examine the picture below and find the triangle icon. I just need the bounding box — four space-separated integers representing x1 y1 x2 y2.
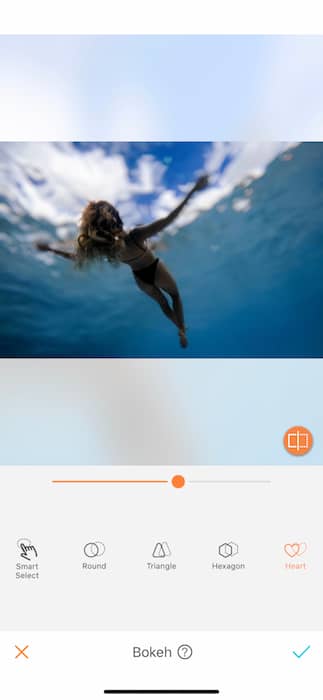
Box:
152 542 166 558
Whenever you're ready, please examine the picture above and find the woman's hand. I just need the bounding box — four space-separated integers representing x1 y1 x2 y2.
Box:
35 240 51 252
35 240 75 260
194 174 209 191
131 173 210 239
35 241 50 252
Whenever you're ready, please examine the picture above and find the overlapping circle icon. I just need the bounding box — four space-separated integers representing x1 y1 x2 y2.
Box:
84 541 105 558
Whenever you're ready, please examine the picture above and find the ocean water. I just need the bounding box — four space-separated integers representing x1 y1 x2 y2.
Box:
0 142 323 358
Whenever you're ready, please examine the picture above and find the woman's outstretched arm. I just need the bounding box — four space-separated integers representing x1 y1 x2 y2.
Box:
35 242 76 260
130 174 209 242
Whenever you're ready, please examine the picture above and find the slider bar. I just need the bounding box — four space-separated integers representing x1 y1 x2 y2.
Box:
188 480 271 484
52 480 168 484
104 692 220 695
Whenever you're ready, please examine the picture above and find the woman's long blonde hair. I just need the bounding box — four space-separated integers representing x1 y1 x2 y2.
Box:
76 200 124 266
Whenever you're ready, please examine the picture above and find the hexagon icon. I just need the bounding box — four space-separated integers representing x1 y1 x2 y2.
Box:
218 541 239 558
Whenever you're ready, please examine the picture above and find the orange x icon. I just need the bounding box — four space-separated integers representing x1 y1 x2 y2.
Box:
15 645 29 659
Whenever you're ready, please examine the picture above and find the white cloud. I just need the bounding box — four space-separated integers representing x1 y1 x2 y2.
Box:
0 143 167 228
133 155 166 194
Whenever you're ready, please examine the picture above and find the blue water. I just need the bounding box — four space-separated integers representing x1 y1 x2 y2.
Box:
1 142 323 357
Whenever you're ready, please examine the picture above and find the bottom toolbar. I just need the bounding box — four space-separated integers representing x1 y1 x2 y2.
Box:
2 631 319 700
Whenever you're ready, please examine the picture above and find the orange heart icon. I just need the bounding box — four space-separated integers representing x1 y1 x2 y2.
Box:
284 542 307 558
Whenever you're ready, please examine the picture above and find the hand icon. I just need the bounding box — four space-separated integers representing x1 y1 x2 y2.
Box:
17 539 38 561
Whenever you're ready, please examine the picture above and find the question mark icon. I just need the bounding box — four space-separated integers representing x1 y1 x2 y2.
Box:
177 644 193 659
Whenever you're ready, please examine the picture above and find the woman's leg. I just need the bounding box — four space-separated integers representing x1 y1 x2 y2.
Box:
133 275 179 328
154 260 185 331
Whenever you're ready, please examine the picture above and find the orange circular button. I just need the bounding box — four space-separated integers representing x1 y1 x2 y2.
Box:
283 426 313 456
171 474 185 488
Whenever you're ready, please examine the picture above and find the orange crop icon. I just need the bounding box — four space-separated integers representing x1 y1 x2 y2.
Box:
283 426 313 456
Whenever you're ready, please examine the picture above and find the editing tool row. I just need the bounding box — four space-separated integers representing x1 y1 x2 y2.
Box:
15 537 311 579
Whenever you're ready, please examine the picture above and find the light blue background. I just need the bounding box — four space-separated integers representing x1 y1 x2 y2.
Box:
1 360 322 465
1 36 323 139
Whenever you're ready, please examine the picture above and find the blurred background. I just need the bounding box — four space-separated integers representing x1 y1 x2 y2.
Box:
1 35 323 465
1 358 323 465
1 36 323 140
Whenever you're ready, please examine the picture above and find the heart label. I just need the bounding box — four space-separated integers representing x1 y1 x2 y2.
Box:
284 542 307 558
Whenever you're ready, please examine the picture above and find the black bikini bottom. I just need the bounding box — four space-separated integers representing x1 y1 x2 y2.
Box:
134 258 159 285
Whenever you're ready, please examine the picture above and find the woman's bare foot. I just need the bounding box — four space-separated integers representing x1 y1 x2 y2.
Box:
178 328 188 348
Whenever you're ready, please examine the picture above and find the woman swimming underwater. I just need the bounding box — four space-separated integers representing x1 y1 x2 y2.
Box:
36 174 208 348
